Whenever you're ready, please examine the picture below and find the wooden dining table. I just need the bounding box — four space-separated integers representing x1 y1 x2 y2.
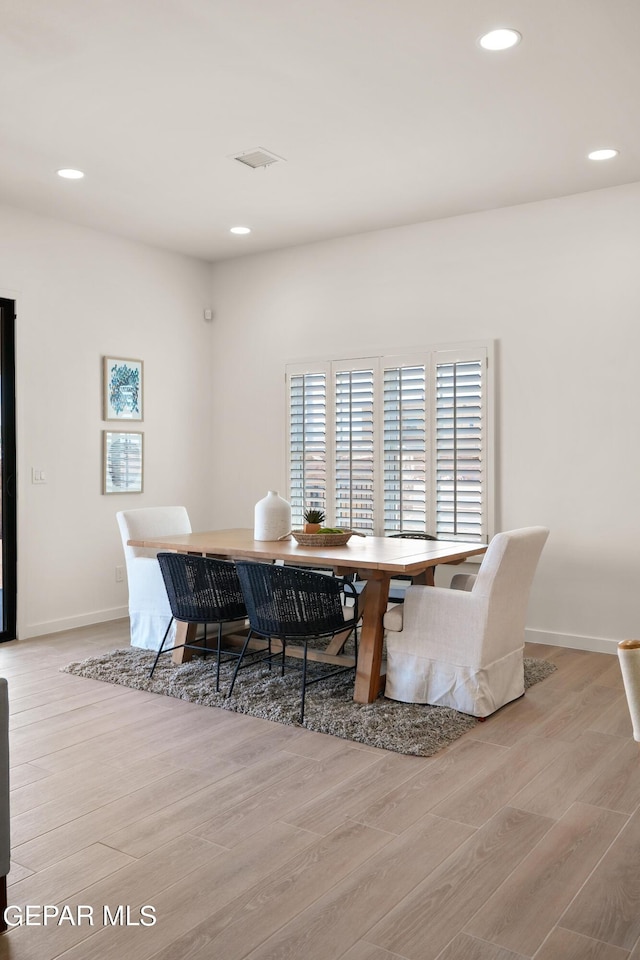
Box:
126 527 487 703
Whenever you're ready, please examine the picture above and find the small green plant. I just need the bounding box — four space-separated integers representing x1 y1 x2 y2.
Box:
303 507 325 524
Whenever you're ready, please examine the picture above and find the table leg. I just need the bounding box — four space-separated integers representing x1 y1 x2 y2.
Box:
171 622 198 664
353 573 390 703
411 567 435 586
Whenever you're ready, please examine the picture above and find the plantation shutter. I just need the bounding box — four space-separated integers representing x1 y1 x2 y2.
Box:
383 364 427 534
287 369 327 529
434 354 485 541
334 364 375 533
286 343 491 541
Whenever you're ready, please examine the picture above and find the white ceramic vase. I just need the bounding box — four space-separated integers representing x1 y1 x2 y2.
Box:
254 490 291 541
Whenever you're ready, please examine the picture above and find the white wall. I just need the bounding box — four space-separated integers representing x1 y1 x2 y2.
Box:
4 182 637 650
0 203 214 639
210 182 640 654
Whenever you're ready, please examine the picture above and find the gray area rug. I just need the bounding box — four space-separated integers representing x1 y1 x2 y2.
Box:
62 648 556 757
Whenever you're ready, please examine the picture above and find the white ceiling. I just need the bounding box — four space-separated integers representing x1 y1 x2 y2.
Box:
2 0 639 262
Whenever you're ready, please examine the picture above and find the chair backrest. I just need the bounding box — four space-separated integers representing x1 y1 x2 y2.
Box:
472 526 549 650
116 506 192 562
157 553 247 624
388 533 438 582
389 533 438 540
235 561 352 641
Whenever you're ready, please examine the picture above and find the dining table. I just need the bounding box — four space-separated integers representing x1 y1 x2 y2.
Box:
126 527 487 703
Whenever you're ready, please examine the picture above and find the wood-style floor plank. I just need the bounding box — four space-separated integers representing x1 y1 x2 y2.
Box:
364 807 554 960
11 767 222 871
7 842 135 908
339 943 407 960
465 802 628 955
559 806 640 950
355 737 506 834
578 740 640 814
534 927 631 960
8 762 50 790
435 934 529 960
102 750 317 858
508 730 627 819
277 750 421 837
192 745 388 846
10 755 178 817
429 735 567 827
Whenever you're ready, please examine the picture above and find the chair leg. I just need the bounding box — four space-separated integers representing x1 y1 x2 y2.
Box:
300 639 309 724
149 618 175 678
227 630 254 698
215 623 223 692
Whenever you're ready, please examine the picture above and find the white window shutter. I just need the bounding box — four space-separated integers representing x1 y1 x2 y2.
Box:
434 354 485 542
383 364 427 534
287 369 327 529
334 366 375 532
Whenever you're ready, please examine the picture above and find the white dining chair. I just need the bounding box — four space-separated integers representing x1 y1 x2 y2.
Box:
116 506 192 650
383 526 549 717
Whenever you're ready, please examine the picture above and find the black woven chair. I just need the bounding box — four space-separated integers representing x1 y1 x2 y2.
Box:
228 562 359 723
351 532 438 604
150 553 251 691
389 533 438 541
387 532 439 601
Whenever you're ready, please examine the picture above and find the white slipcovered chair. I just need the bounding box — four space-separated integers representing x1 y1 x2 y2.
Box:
116 506 192 650
383 526 549 717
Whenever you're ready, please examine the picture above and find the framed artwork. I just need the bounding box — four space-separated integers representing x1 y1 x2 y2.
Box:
103 430 144 494
103 356 143 421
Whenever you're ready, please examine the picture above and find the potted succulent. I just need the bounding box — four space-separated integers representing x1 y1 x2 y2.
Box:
303 508 325 534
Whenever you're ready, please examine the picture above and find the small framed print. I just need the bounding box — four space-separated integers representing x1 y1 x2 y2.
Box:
103 431 143 494
103 356 143 421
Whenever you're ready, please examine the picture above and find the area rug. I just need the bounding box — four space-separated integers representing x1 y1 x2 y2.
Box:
62 649 556 758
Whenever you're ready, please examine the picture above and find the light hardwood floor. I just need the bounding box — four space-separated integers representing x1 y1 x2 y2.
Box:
0 621 639 960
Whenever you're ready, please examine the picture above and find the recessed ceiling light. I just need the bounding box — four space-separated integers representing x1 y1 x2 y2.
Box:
587 148 619 161
479 28 521 51
230 226 251 235
57 168 85 179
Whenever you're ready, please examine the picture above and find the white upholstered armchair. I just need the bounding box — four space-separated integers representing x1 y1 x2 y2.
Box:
383 526 549 717
116 506 192 650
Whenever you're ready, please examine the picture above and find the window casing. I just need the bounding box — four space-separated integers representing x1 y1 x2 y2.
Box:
286 343 493 542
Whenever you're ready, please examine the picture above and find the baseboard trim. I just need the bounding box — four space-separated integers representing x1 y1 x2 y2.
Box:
20 606 129 640
526 627 619 656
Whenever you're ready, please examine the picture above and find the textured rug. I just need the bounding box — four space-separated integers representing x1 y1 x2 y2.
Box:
62 649 556 757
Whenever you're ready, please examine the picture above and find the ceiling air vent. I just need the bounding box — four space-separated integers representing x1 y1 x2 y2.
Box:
232 148 285 169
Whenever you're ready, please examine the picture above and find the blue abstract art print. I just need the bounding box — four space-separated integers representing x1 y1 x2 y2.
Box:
103 357 143 421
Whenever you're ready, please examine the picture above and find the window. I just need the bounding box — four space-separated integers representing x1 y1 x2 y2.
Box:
286 343 493 542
